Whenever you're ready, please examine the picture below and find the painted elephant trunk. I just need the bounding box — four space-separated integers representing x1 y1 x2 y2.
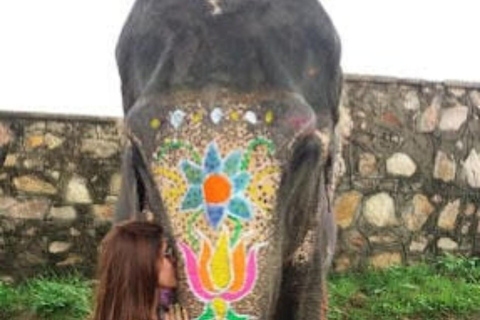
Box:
115 0 342 319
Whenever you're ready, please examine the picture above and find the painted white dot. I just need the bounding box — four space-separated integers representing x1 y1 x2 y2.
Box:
207 0 223 15
170 110 186 129
244 111 257 124
210 108 224 124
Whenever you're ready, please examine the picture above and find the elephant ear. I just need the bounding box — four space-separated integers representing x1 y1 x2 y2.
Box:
152 165 188 212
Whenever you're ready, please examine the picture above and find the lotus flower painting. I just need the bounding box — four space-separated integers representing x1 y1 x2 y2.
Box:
153 137 278 320
179 229 264 320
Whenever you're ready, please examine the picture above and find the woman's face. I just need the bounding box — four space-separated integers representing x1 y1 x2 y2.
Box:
156 240 177 289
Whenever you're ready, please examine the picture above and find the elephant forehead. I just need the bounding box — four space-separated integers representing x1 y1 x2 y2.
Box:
138 95 317 317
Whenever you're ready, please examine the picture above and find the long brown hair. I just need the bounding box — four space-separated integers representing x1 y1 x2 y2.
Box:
93 221 163 320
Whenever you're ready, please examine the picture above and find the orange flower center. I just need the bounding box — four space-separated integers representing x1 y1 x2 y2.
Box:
203 174 231 204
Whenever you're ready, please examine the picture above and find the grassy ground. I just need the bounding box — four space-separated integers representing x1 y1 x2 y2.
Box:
0 274 91 320
328 255 480 320
2 255 480 320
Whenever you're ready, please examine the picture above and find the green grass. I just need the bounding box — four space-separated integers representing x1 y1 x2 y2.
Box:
24 275 92 320
0 281 21 319
328 255 480 320
0 273 93 320
1 255 480 320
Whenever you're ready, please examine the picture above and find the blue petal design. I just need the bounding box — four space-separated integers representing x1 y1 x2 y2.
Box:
232 172 251 193
222 151 242 177
180 160 204 185
206 205 225 229
227 197 252 220
204 143 222 174
180 186 203 211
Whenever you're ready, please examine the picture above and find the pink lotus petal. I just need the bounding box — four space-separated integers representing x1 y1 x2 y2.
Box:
221 247 258 302
179 243 215 302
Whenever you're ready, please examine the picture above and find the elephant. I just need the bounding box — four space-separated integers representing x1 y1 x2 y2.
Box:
114 0 342 319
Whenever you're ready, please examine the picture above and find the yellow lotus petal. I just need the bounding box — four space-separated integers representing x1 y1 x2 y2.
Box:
210 230 232 290
212 298 228 319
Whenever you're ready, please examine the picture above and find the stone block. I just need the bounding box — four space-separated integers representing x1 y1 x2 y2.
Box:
437 200 461 231
109 173 122 196
334 255 351 273
403 194 435 231
0 122 12 147
437 238 458 251
439 106 469 131
416 96 441 133
381 111 402 127
334 191 363 228
449 88 466 98
69 228 81 237
409 237 428 253
49 241 72 254
433 151 456 182
368 235 397 245
13 175 56 195
370 252 402 269
358 153 377 176
25 135 45 149
46 121 68 133
364 192 397 227
461 222 471 235
3 154 17 167
0 276 14 285
48 206 77 222
461 149 480 188
93 204 114 223
105 195 118 204
386 153 417 177
56 254 84 267
0 197 50 220
81 139 119 159
44 133 64 149
465 203 476 216
47 170 61 181
469 91 480 110
403 91 420 111
65 175 92 204
23 158 44 170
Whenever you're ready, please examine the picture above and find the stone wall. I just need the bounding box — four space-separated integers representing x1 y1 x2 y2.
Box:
0 114 123 281
1 75 480 280
334 75 480 271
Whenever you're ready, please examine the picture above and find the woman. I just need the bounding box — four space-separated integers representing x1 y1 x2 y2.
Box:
93 220 188 320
